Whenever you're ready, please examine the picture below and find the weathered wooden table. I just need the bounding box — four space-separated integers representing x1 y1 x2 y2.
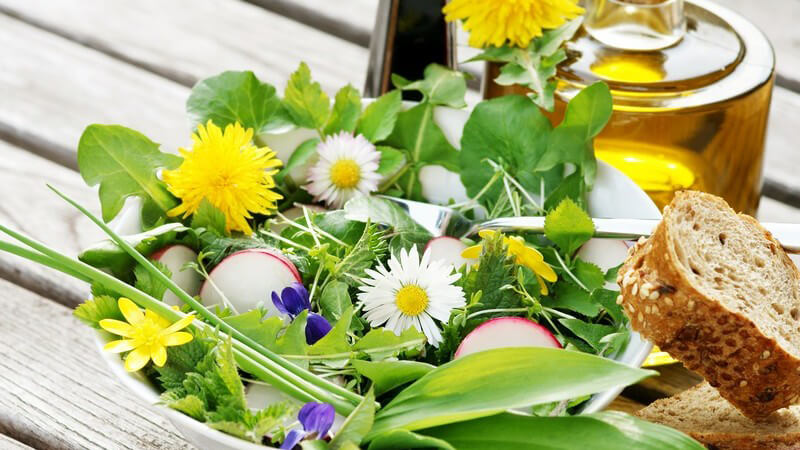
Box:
0 1 798 448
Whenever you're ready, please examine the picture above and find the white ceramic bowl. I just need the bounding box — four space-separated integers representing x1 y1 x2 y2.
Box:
98 104 659 449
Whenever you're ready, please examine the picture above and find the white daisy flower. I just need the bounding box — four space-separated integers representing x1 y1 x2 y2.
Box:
357 246 466 347
305 132 382 208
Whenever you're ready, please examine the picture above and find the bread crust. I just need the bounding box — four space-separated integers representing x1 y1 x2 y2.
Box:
688 433 800 450
618 191 800 420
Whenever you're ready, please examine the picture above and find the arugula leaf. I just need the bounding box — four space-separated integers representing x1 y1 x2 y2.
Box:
186 71 281 133
539 82 613 187
319 280 352 322
324 85 362 136
458 95 552 205
77 124 181 225
283 62 330 130
392 64 468 108
352 360 435 395
357 90 402 142
544 198 594 255
353 328 426 361
191 199 227 236
74 295 123 328
79 223 188 279
330 390 375 450
133 260 172 300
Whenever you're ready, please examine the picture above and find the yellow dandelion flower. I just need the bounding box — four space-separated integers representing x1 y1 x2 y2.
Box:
443 0 584 49
99 298 194 372
462 230 558 295
163 120 283 235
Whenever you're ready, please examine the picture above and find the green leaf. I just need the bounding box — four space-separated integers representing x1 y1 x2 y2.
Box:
357 90 402 143
420 411 704 450
191 199 227 236
367 347 655 437
308 306 354 356
458 95 552 204
353 327 426 361
592 288 626 324
367 429 454 450
330 390 375 449
222 310 284 348
324 85 362 136
544 281 601 318
386 103 460 172
574 259 605 291
163 394 206 420
540 81 613 187
352 360 435 395
77 124 181 224
333 223 388 286
544 171 586 211
376 146 406 178
133 260 172 300
276 310 310 367
79 223 187 279
301 441 331 450
277 138 320 185
319 280 352 322
73 295 123 328
393 64 467 108
186 71 281 133
559 318 617 353
343 197 431 246
283 62 330 130
544 198 594 255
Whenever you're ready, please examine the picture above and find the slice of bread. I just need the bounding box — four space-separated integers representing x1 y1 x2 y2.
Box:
618 190 800 419
637 382 800 450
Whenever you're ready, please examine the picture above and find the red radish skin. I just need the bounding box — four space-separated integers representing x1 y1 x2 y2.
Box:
454 317 561 359
424 236 473 268
576 238 629 290
151 244 202 307
200 248 302 315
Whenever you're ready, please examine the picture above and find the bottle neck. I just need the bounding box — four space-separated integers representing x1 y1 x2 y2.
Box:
583 0 686 51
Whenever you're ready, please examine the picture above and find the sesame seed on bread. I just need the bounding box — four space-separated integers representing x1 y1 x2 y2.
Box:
637 382 800 450
617 190 800 420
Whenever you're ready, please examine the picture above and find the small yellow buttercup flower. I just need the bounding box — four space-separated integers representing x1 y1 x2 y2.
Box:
462 230 557 295
100 298 194 372
443 0 584 49
163 120 283 235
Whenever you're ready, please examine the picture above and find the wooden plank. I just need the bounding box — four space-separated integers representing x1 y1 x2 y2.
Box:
604 396 646 415
623 363 703 405
0 140 103 307
0 435 34 450
0 278 194 449
0 0 369 92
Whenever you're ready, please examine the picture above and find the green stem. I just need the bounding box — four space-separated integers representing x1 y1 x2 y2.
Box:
465 307 528 321
282 339 426 361
0 240 92 283
378 163 411 193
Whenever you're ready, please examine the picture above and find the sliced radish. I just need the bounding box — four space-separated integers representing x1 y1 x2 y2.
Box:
150 245 202 306
200 249 302 315
576 238 630 290
425 236 473 268
454 317 561 359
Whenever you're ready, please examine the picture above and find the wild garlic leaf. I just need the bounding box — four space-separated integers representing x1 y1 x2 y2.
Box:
392 64 468 108
186 70 281 133
544 198 594 255
324 85 362 136
77 124 182 224
539 81 613 188
329 389 376 450
283 62 330 130
73 295 123 328
133 260 172 301
191 199 227 236
352 360 435 396
459 95 552 205
357 90 402 142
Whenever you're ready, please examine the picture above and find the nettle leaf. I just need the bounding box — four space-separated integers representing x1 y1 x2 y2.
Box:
133 260 172 300
357 90 402 143
352 360 435 395
77 125 182 224
540 82 613 187
420 411 703 450
392 64 467 108
324 85 362 136
191 199 227 236
283 62 330 130
574 259 605 291
544 198 594 255
74 295 123 328
458 95 552 205
186 70 281 133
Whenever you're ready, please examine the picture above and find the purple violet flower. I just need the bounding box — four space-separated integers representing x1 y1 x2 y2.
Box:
271 282 333 345
280 402 335 449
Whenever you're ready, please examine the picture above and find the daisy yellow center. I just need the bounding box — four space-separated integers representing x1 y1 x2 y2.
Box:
329 159 361 189
395 285 429 316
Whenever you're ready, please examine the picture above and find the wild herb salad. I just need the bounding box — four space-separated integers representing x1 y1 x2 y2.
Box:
0 61 702 449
